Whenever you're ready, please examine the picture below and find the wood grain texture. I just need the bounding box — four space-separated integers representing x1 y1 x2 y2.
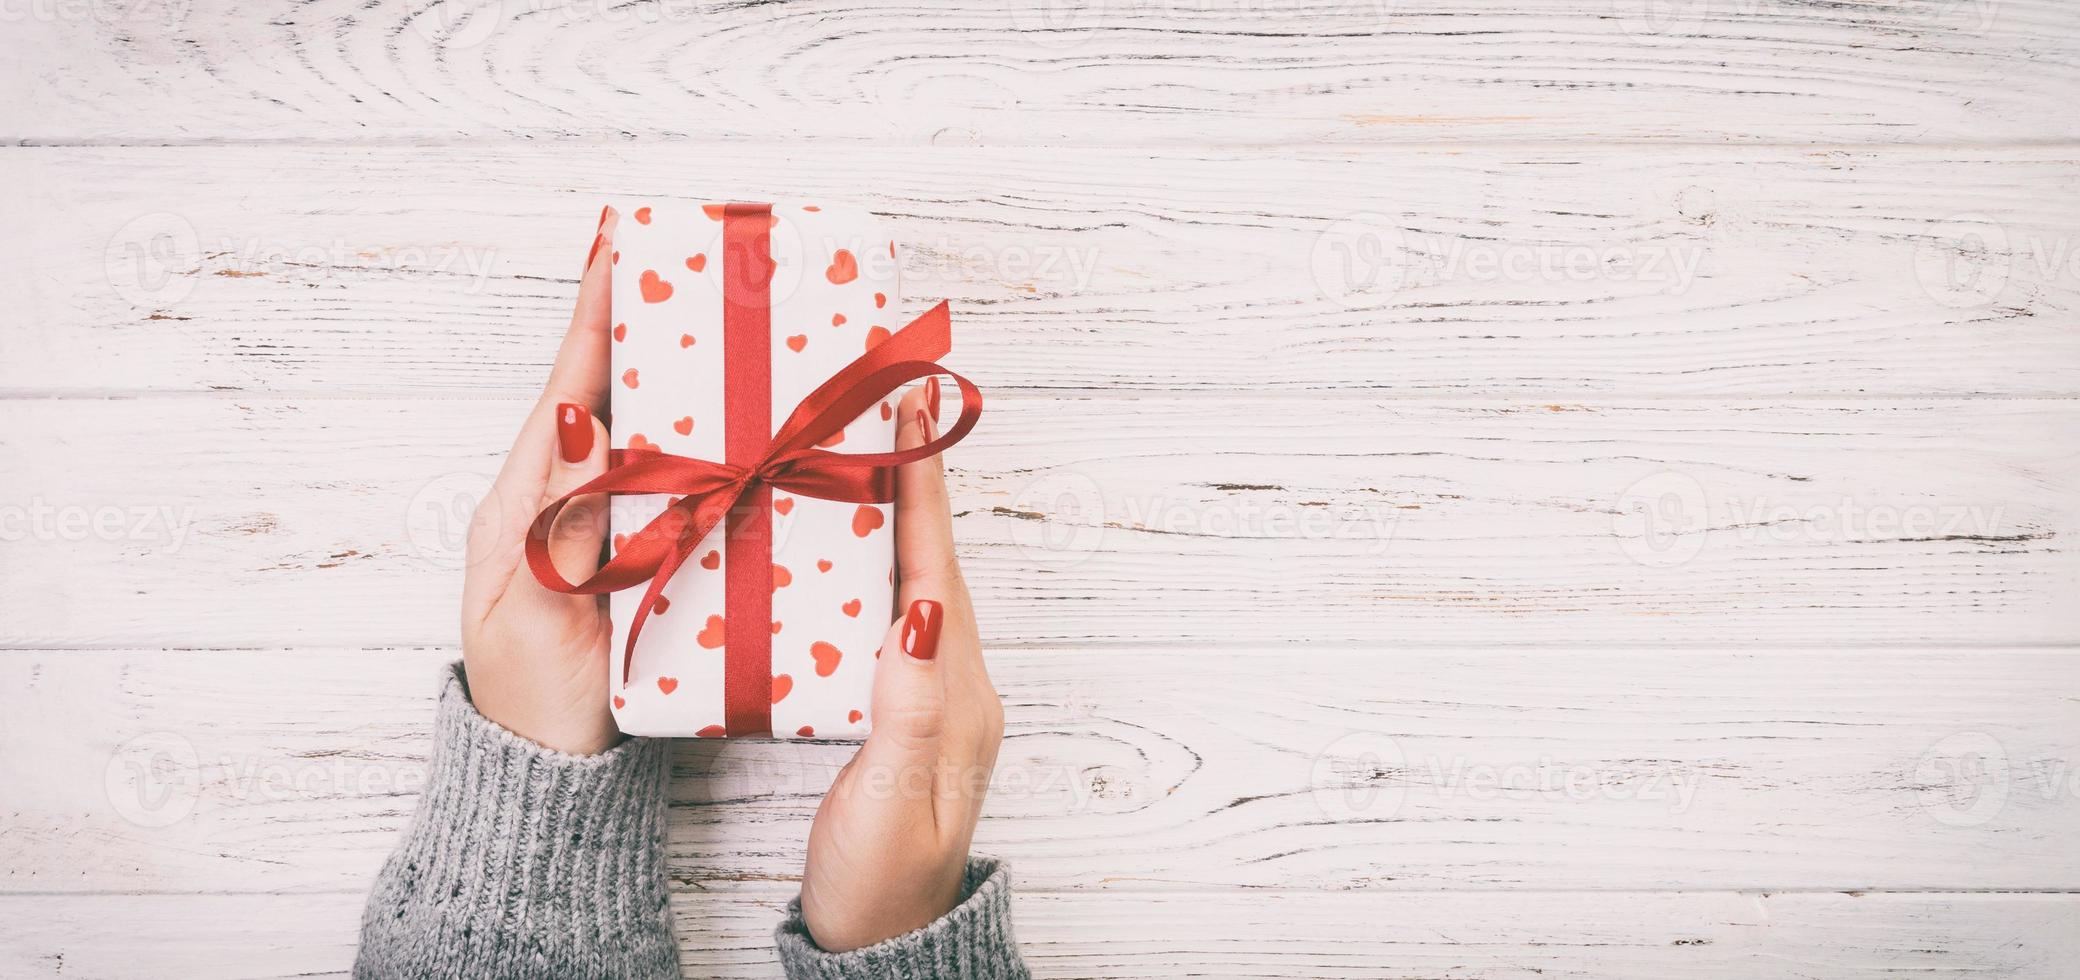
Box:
1 396 2071 649
5 890 2078 979
9 146 2078 398
6 648 2074 893
7 0 2078 146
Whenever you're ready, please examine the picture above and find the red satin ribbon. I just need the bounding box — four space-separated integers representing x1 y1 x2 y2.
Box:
526 206 981 735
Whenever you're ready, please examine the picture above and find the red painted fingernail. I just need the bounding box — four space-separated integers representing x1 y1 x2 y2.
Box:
583 206 614 271
926 376 941 421
557 402 593 463
900 599 942 661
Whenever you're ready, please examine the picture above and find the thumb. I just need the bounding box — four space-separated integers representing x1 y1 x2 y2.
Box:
541 401 611 584
856 600 948 777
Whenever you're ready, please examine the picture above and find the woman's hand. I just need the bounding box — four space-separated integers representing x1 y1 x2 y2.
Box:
458 207 622 756
800 384 1006 952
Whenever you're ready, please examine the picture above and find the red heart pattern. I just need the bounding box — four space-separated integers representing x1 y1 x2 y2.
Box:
786 334 807 352
673 416 693 435
699 550 720 570
656 676 678 694
634 206 652 225
851 505 885 537
686 253 706 272
613 323 627 341
826 249 858 284
697 615 726 649
772 564 792 589
639 270 672 303
811 642 842 677
771 674 793 703
680 333 695 348
774 497 794 516
841 598 861 617
817 559 833 573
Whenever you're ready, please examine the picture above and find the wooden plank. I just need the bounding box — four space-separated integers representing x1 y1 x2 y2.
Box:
5 647 2074 894
0 396 2071 648
4 890 2077 979
5 0 2076 145
8 145 2080 398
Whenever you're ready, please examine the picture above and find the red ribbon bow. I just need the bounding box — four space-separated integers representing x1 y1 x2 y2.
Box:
526 206 980 736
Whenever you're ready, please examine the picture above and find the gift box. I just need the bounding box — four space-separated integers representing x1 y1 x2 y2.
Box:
587 200 929 739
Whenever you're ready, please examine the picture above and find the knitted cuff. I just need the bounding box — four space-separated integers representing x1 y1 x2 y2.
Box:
773 857 1031 980
353 663 678 980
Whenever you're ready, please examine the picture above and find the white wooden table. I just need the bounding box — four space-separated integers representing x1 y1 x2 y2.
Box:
4 1 2078 976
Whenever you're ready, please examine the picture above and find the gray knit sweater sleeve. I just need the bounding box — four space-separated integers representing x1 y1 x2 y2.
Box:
354 663 679 979
774 856 1032 980
355 663 1030 979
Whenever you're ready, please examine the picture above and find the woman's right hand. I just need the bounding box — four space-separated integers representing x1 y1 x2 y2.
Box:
798 382 1007 952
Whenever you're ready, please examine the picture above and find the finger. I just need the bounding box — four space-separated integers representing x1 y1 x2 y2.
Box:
854 600 950 819
464 207 620 618
894 380 964 603
536 402 612 589
541 204 621 415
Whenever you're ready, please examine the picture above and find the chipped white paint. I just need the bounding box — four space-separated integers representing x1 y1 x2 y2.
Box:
3 0 2078 974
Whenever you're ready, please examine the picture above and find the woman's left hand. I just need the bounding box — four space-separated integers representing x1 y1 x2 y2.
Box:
458 207 622 756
